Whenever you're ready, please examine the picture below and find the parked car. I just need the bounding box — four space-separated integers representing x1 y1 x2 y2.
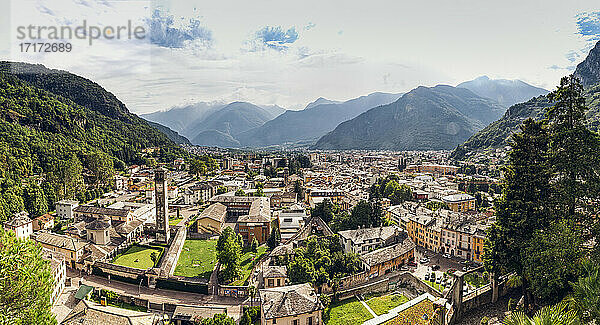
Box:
420 257 429 264
447 268 457 274
424 273 430 281
436 277 442 284
442 253 451 259
400 265 409 271
462 266 469 272
407 261 417 267
431 264 440 270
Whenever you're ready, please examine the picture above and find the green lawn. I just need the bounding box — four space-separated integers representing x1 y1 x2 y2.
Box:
366 293 409 315
229 246 267 286
174 239 217 279
325 298 373 325
112 245 163 269
169 217 183 226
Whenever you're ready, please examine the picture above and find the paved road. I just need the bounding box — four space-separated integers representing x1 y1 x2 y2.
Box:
71 270 246 320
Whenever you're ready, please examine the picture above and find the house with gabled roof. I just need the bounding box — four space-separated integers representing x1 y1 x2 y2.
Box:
260 283 323 325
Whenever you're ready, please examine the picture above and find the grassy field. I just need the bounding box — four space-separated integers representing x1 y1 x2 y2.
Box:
174 239 217 279
112 245 163 269
169 217 183 226
366 293 409 315
229 245 267 286
385 299 434 325
325 298 373 325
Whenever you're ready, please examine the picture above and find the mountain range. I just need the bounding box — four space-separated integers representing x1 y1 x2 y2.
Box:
142 92 403 148
238 92 404 147
312 85 506 151
138 70 551 151
457 76 549 108
452 40 600 160
141 101 285 147
0 61 185 182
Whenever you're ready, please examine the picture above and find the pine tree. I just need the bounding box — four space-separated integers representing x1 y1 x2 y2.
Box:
546 75 600 223
484 118 551 309
0 229 56 324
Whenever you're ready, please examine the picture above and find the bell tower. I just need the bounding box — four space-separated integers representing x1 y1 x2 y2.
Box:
155 168 170 243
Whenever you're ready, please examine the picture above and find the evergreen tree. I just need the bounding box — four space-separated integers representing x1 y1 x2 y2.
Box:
523 220 583 303
216 227 241 283
484 118 551 309
250 238 258 253
267 223 281 250
0 229 56 324
546 75 600 223
23 183 47 218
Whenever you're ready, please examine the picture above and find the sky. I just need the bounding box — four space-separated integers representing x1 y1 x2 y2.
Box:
1 0 600 114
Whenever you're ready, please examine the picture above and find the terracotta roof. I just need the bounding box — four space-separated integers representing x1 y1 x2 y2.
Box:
260 283 323 319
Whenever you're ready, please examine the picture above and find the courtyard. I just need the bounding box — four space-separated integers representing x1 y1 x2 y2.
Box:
325 297 373 325
111 244 164 269
365 293 410 316
174 239 217 279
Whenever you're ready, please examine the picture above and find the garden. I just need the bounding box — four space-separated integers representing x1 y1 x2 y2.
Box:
383 299 435 325
365 293 410 315
324 297 373 325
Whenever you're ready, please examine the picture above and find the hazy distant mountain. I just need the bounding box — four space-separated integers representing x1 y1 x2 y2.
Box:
313 85 505 151
191 130 240 147
146 121 192 145
258 104 286 118
238 92 403 147
141 102 224 134
457 76 548 108
190 102 281 146
452 41 600 160
304 97 341 110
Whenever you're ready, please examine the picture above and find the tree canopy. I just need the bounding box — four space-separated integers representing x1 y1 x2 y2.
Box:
0 228 55 324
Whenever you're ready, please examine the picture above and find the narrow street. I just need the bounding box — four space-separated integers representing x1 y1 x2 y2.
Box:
69 270 246 319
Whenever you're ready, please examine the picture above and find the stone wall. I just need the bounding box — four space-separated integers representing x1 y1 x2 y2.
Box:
330 271 442 301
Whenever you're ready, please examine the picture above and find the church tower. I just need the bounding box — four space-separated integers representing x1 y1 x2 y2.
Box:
155 168 170 243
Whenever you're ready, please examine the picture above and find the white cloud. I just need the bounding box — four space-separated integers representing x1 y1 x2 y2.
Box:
1 0 600 114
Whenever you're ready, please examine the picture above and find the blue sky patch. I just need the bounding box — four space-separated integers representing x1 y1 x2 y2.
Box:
255 26 299 50
575 12 600 41
147 9 213 49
